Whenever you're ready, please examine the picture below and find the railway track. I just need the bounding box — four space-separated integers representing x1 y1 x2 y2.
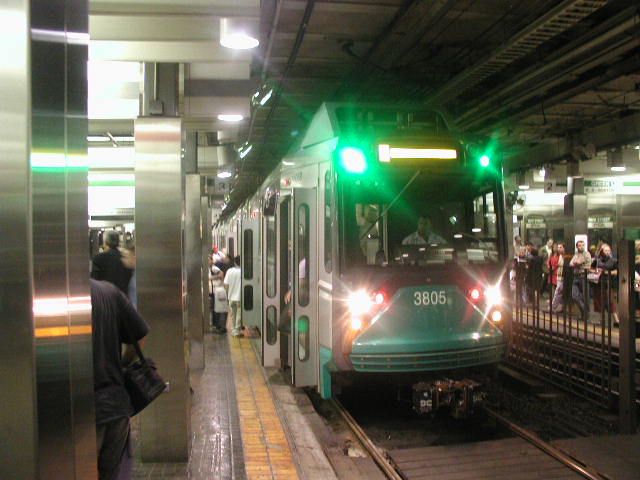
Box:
331 397 609 480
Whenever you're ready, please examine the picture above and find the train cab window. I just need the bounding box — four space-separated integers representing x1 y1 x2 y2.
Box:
266 216 276 298
324 170 332 273
243 229 253 280
343 169 501 267
297 204 310 306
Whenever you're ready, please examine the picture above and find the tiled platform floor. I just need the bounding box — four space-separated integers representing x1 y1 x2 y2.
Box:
133 332 247 479
132 332 300 480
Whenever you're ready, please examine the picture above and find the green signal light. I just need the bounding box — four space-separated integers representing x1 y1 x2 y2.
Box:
339 147 367 173
479 155 491 167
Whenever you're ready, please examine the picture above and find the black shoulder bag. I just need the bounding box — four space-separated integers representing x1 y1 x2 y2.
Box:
122 339 166 416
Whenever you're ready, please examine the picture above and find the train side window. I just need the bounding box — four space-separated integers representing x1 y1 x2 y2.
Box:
243 229 253 280
297 315 309 361
266 306 277 345
229 237 234 258
324 171 332 273
244 285 253 311
297 204 310 306
266 216 276 298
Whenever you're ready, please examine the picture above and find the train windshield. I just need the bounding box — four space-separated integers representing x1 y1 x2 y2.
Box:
342 168 502 267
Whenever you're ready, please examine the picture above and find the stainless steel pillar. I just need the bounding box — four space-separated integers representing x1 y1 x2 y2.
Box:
0 1 37 477
30 0 95 478
186 175 204 369
201 196 212 332
563 176 587 254
617 240 637 433
135 117 190 460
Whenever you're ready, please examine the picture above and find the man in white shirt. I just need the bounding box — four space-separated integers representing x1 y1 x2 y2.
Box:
224 255 243 337
402 215 446 245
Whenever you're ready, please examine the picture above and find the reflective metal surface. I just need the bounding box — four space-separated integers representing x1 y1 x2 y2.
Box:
186 174 204 369
30 0 95 478
0 1 37 477
135 117 190 460
201 196 211 332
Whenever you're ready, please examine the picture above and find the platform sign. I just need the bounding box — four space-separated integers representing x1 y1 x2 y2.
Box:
585 180 615 194
544 178 557 193
588 214 614 229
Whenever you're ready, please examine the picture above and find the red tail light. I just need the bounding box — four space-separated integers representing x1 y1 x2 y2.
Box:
469 287 482 302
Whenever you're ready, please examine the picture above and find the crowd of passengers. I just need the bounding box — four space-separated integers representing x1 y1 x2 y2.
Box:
511 236 640 323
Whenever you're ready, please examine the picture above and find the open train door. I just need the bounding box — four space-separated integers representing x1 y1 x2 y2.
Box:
292 188 318 387
240 216 261 352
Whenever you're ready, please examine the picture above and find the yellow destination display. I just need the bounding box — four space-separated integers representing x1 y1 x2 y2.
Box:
377 144 458 163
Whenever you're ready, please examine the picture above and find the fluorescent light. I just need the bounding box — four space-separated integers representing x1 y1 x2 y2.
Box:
218 114 244 122
518 185 530 190
239 144 253 158
112 136 134 142
87 136 110 142
454 234 463 239
220 18 259 50
539 168 545 177
611 166 626 172
377 144 457 161
472 228 482 233
259 89 273 106
217 171 233 179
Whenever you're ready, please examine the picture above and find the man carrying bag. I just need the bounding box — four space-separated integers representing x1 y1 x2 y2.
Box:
91 279 150 479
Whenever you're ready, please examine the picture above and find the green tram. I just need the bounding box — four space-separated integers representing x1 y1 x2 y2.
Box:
215 103 508 416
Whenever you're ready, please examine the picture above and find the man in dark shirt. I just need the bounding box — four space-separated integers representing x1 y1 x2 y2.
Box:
91 230 133 296
91 279 149 479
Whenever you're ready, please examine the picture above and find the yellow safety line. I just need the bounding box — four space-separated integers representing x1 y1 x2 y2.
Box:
229 337 300 480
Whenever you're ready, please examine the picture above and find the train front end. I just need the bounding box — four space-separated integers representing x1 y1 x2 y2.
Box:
333 129 508 415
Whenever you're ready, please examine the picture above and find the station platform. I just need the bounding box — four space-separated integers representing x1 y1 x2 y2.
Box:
132 332 337 480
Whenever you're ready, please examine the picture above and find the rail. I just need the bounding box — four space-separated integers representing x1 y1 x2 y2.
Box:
484 407 608 480
331 398 404 480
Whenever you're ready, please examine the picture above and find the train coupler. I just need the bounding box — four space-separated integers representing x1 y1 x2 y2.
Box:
412 378 485 419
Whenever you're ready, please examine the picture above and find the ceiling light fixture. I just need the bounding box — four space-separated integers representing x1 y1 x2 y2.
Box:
217 171 233 179
218 114 244 122
238 144 253 159
607 149 626 172
259 89 273 106
220 17 259 50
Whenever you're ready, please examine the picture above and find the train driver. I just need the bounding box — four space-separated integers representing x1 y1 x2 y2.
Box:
402 215 446 246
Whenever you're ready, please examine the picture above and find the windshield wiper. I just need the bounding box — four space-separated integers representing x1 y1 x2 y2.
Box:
359 170 421 241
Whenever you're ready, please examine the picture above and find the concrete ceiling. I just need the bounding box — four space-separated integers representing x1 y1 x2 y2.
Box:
89 0 640 211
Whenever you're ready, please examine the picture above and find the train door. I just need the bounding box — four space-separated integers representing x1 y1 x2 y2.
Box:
241 216 261 350
262 208 280 367
292 188 318 387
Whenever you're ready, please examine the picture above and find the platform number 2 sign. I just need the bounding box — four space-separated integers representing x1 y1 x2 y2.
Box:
544 179 556 193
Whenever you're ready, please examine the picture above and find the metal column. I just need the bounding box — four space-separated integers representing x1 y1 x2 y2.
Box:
201 196 212 332
135 117 190 460
0 1 37 477
617 240 637 433
563 176 587 254
186 174 204 369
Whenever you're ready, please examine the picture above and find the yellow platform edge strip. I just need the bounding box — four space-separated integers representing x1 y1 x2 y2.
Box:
229 337 300 480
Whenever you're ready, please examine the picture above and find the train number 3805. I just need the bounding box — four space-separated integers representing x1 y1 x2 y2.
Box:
414 290 447 306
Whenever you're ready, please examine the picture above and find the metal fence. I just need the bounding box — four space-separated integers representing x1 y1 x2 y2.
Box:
507 251 633 411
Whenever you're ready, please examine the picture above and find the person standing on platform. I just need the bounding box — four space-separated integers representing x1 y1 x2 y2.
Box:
551 243 567 313
91 230 133 297
547 243 560 303
224 255 243 337
91 279 149 480
570 240 592 315
212 278 229 334
540 238 553 297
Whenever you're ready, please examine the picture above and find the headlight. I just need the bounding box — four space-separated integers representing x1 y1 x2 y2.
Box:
485 286 503 306
490 309 502 323
347 290 373 316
